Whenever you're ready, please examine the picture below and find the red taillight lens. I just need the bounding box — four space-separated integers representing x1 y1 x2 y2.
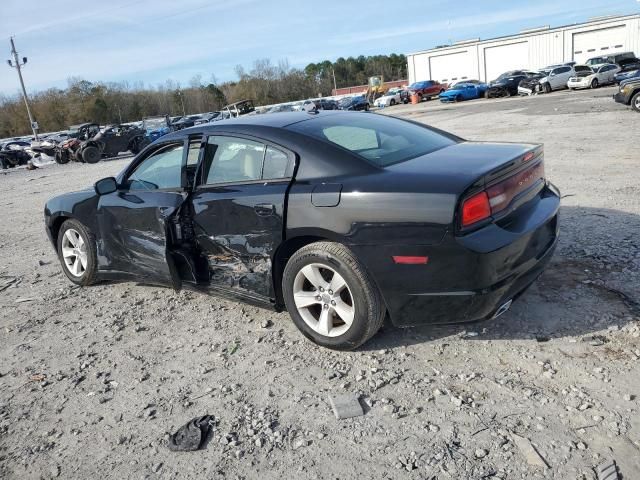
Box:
461 191 491 227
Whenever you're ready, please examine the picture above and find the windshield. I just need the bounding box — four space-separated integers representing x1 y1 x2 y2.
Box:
288 114 457 167
586 57 607 65
143 117 168 130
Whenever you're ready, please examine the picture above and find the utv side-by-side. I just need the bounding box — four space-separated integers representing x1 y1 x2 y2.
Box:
55 123 149 164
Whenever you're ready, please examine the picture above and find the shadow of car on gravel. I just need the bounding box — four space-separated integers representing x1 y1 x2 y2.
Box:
359 205 640 351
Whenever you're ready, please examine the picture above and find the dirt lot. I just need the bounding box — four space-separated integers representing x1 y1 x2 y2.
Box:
1 86 639 480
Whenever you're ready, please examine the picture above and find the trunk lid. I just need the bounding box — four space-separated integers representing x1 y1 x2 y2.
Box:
386 141 541 194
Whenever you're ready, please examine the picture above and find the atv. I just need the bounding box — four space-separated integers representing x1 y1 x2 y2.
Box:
76 124 149 164
54 123 100 164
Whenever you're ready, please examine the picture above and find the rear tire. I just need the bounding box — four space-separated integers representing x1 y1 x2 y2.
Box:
56 219 98 286
81 145 101 164
390 99 396 106
282 242 385 350
55 150 70 164
631 92 640 112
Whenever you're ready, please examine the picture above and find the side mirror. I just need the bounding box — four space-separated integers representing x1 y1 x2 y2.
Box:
95 177 117 195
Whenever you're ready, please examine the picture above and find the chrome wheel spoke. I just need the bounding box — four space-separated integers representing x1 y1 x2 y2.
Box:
294 291 320 309
71 257 82 276
300 264 326 290
64 230 78 247
333 299 354 326
61 246 75 258
328 271 347 294
61 228 87 278
317 308 331 336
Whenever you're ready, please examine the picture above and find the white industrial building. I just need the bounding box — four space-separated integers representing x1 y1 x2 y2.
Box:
406 13 640 84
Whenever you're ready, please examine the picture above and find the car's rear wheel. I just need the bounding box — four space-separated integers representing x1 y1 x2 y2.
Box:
543 83 552 94
631 92 640 112
282 242 385 350
455 94 463 103
390 99 396 106
56 219 98 286
81 145 101 164
591 78 599 89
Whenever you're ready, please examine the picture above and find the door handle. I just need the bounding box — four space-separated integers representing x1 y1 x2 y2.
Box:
254 203 276 217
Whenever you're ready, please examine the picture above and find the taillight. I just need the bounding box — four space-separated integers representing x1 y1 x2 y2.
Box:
460 158 545 229
461 191 491 227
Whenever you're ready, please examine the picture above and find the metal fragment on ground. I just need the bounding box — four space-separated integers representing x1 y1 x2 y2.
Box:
596 459 619 480
511 433 549 468
328 394 364 419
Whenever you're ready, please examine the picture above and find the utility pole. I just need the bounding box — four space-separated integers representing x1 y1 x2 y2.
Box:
7 37 39 140
116 104 123 124
331 67 337 95
177 90 186 116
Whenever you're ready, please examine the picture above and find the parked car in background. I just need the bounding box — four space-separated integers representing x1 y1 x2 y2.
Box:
617 57 640 73
222 100 256 118
615 68 640 84
518 65 575 94
143 115 172 142
338 96 370 111
567 64 620 89
0 140 31 169
407 80 447 101
486 71 537 97
194 112 221 124
374 88 408 107
586 51 636 69
267 104 296 114
172 115 203 130
304 99 339 110
613 77 640 112
439 81 488 102
44 111 559 350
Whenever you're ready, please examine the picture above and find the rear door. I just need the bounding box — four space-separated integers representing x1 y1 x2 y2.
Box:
96 139 191 288
190 134 295 302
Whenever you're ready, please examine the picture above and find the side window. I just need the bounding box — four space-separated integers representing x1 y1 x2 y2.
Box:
186 136 201 166
263 146 289 179
204 136 265 184
128 143 184 190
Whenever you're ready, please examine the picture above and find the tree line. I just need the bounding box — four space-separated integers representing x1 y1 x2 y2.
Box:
0 54 407 138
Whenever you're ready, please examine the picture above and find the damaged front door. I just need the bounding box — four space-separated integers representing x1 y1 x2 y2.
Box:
96 141 188 288
190 135 294 304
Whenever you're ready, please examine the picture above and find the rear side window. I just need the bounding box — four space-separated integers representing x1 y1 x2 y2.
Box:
263 146 289 179
288 114 457 167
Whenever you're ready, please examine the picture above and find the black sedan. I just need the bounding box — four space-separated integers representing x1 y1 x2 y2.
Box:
45 111 559 350
338 96 370 111
486 70 538 97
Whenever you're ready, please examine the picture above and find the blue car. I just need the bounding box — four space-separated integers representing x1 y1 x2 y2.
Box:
439 81 488 103
615 69 640 84
142 115 172 142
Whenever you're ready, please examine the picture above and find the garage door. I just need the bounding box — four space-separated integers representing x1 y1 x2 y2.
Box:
572 26 626 64
483 42 529 82
429 51 475 83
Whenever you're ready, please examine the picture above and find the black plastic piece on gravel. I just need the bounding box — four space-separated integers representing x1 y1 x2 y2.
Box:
167 415 213 452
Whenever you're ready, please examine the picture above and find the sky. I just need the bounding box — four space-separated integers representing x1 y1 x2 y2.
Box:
1 0 638 95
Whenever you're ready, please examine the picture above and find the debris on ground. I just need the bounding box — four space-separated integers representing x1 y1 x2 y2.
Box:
328 394 364 419
166 415 214 452
511 433 549 468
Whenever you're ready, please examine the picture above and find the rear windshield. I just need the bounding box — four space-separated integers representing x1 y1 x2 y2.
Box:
288 113 457 167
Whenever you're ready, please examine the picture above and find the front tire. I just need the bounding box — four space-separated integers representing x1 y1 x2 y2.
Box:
56 219 98 286
543 83 552 94
282 242 385 350
81 145 101 164
631 92 640 112
591 78 599 89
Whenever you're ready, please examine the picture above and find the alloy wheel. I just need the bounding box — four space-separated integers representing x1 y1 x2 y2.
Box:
633 95 640 111
292 263 355 338
61 228 87 277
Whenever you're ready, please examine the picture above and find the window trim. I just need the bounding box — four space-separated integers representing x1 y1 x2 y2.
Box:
120 139 187 193
194 132 295 189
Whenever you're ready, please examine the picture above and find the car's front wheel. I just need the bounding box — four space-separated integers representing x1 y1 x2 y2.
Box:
632 92 640 112
591 78 599 89
57 219 98 286
282 242 385 350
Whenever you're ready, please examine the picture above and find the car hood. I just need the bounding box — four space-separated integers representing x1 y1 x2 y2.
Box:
572 71 593 78
439 89 462 97
385 141 538 194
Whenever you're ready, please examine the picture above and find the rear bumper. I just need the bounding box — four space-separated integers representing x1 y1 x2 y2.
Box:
354 183 560 327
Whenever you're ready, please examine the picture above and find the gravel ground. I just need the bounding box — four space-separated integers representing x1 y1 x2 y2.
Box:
1 86 639 480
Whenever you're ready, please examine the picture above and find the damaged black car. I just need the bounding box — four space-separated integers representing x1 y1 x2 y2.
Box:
45 111 559 350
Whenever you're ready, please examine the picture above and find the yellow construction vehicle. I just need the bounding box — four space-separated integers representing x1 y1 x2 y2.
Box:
365 76 387 103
